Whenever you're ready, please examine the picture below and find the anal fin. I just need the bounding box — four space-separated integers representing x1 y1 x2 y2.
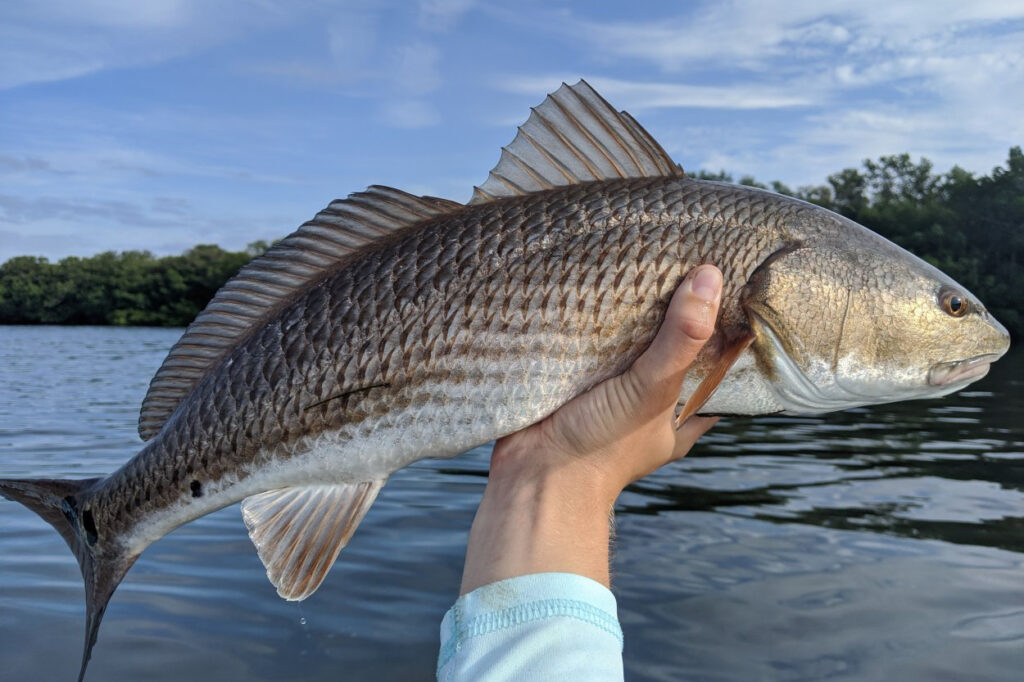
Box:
241 481 384 601
676 331 755 427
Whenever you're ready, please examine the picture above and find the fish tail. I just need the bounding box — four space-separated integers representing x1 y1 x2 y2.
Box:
0 476 135 682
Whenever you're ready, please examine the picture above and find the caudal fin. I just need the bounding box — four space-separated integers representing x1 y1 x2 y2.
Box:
0 477 136 682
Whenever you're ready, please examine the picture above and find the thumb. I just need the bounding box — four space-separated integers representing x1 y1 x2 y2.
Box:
626 264 723 409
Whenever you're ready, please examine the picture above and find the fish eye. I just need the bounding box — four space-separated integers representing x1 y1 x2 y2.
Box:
939 289 968 317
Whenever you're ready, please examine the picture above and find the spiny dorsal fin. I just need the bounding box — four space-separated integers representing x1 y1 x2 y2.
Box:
138 187 462 440
469 79 683 205
241 481 384 601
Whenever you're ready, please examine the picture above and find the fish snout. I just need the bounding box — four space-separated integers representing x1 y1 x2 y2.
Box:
986 311 1012 357
927 305 1011 387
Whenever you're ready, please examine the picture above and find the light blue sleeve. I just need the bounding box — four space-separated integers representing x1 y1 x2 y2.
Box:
436 572 624 682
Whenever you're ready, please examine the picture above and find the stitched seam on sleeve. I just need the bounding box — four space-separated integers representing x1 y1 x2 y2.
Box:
437 620 457 679
436 602 463 680
437 597 623 671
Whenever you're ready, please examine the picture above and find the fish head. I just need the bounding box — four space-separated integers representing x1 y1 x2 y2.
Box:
740 212 1011 414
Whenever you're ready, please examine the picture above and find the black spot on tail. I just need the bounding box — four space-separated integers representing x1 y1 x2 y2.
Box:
190 480 203 498
82 509 98 545
0 476 135 681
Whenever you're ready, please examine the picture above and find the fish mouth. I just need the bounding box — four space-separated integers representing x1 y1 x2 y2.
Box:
927 354 1000 387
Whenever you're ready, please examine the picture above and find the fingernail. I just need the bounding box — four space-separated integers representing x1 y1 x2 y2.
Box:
691 266 721 301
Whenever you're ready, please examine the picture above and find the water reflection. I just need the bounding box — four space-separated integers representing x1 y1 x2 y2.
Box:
0 327 1021 681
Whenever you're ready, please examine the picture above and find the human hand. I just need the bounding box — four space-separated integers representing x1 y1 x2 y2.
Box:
460 265 724 593
492 263 724 497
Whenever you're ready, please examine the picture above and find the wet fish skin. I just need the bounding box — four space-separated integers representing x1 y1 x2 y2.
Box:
91 176 791 553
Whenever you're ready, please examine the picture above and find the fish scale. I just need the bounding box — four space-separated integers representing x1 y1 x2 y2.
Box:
132 179 749 540
99 179 774 529
0 80 1009 682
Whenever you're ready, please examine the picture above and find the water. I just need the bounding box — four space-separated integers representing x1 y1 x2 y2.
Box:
0 326 1021 681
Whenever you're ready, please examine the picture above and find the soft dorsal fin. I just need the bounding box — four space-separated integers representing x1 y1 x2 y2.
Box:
241 481 384 601
469 79 683 204
138 187 462 440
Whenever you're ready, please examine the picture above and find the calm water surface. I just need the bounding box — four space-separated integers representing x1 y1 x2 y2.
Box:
0 326 1021 681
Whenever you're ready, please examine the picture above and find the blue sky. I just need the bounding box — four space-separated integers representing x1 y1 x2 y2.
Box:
2 0 1022 262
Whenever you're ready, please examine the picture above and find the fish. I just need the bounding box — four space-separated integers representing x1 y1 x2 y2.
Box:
0 80 1011 680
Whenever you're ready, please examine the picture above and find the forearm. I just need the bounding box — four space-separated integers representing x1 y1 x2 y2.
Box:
445 444 626 680
460 442 620 594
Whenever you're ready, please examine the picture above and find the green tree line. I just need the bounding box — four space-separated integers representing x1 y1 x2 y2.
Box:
0 241 270 327
1 147 1022 336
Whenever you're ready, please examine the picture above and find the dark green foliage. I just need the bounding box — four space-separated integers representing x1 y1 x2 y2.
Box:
0 243 267 327
1 148 1021 338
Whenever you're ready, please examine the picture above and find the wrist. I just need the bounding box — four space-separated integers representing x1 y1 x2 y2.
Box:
489 438 623 507
460 444 620 594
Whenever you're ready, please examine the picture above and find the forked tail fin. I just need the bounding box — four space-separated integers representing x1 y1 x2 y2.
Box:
0 477 136 682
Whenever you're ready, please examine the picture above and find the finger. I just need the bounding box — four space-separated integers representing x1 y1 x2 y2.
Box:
671 415 720 460
627 265 723 406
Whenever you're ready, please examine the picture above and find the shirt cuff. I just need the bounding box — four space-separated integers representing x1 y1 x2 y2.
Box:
437 572 624 681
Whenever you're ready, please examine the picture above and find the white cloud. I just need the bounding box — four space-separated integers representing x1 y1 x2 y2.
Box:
7 0 193 29
417 0 475 31
565 1 1024 72
0 0 305 90
380 100 441 128
390 42 442 95
252 7 446 127
0 187 292 262
347 34 445 126
0 154 70 176
0 137 305 186
500 75 814 109
328 9 379 76
495 1 1024 184
300 17 447 127
0 23 107 89
0 192 187 228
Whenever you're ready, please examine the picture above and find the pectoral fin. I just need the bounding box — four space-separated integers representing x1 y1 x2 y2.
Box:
241 481 384 601
675 331 755 428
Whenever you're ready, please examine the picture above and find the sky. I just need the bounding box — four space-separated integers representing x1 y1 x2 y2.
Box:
1 0 1022 262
